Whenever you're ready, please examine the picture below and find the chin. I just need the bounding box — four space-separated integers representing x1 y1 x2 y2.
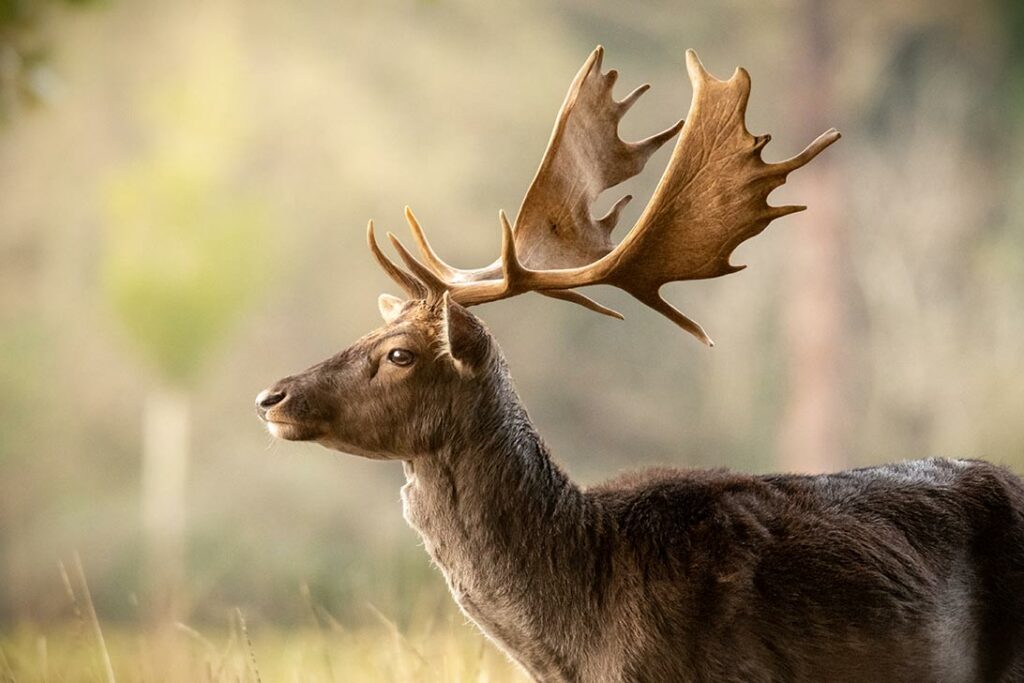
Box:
266 421 321 441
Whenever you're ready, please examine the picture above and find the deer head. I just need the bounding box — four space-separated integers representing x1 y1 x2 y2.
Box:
257 47 839 450
256 293 494 459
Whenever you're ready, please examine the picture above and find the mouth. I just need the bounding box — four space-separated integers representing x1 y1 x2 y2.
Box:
256 390 326 442
260 413 323 442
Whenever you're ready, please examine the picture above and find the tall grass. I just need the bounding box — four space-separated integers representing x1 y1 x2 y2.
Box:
0 558 528 683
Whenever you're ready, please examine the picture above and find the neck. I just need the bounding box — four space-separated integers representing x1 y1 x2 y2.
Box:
400 364 603 679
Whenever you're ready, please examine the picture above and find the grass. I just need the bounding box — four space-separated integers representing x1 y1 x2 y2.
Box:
0 620 530 682
0 620 529 682
0 556 529 683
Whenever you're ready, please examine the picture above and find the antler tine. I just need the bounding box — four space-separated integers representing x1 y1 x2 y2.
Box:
630 119 685 160
684 47 712 82
777 128 842 173
385 232 449 297
596 195 633 234
403 207 461 280
636 291 714 347
765 204 807 220
540 289 624 320
367 220 427 299
617 83 650 116
498 210 525 288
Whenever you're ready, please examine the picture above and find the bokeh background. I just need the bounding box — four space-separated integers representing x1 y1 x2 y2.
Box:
2 0 1023 678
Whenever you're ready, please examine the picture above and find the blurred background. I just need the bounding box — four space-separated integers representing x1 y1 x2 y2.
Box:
2 0 1023 678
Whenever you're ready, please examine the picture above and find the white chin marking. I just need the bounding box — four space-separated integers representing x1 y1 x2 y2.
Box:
267 422 285 439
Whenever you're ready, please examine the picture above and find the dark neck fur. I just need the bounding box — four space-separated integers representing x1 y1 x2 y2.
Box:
401 358 606 679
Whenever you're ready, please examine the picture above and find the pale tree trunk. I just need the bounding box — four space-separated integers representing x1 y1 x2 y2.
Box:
778 0 847 473
141 386 189 621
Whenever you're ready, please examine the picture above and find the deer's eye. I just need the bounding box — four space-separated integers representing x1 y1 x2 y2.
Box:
386 348 415 367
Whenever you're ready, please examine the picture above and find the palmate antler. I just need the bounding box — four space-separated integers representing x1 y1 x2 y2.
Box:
369 47 840 345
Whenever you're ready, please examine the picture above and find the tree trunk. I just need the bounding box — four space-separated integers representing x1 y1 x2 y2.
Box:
141 386 189 621
778 0 846 474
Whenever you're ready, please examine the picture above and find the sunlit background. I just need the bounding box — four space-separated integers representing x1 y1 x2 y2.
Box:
2 0 1023 679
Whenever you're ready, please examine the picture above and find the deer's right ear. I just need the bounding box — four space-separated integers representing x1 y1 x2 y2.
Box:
433 292 490 376
378 294 405 324
431 292 470 377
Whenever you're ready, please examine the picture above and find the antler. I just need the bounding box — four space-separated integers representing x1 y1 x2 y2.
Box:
389 46 678 318
371 47 840 345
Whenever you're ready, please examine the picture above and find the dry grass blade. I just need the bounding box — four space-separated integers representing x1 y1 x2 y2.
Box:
210 624 237 682
314 604 348 639
174 622 218 658
58 560 85 629
366 602 429 678
36 637 48 683
300 584 335 682
235 609 262 683
58 559 96 681
70 552 116 683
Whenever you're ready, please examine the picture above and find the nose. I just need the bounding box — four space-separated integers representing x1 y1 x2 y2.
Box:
255 388 287 417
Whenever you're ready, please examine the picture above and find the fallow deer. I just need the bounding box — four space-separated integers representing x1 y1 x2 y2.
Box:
256 48 1024 682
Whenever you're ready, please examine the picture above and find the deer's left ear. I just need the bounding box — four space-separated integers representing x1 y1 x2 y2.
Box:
378 293 405 324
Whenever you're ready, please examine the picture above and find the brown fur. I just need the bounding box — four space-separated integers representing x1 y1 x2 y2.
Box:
257 300 1024 682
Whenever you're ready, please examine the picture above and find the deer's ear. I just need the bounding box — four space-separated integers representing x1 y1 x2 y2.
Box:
432 292 490 377
378 294 405 324
434 293 470 376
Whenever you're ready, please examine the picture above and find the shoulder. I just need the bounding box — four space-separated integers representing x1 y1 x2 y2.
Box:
584 468 781 559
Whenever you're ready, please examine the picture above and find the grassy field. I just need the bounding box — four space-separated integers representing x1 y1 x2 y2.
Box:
0 620 529 682
0 561 528 683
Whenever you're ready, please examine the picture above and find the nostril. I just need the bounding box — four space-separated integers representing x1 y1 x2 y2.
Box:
256 389 287 410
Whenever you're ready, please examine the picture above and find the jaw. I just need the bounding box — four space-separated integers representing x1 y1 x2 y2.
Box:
263 418 398 460
315 435 399 460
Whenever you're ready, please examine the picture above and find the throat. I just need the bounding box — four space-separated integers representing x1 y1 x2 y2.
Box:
400 414 595 666
401 422 584 568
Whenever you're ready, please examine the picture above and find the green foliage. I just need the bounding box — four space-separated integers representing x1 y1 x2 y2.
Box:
100 29 272 386
102 161 270 384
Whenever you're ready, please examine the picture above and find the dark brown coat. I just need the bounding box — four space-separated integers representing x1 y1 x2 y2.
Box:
258 299 1024 682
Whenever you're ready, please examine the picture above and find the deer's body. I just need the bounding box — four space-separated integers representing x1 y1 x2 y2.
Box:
398 343 1024 682
256 47 1024 682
